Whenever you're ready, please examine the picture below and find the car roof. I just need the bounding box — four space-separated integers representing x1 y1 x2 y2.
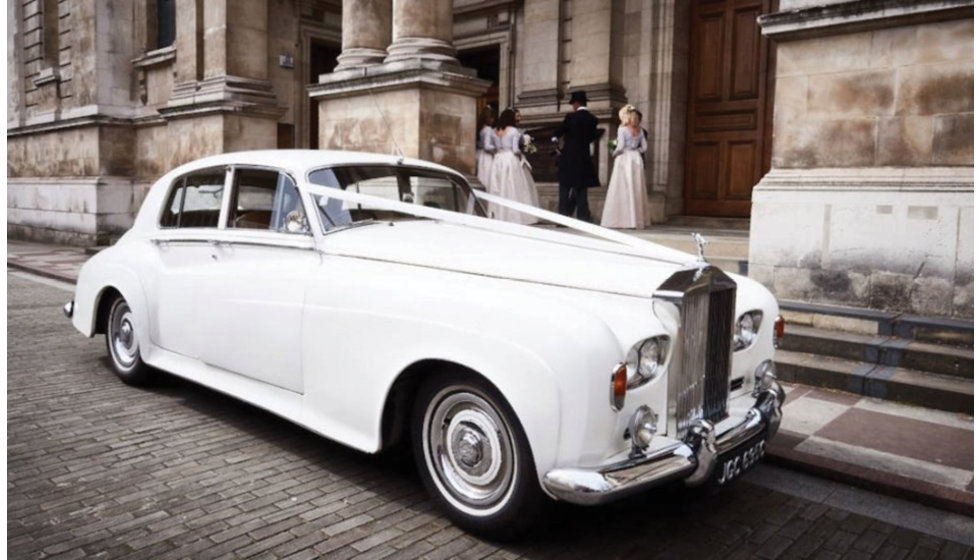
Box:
168 150 462 179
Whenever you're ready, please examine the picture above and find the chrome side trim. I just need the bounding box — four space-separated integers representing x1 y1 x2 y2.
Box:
542 381 784 506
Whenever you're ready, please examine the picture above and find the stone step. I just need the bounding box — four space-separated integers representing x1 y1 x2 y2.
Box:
780 299 973 347
781 324 974 380
774 349 974 414
665 215 750 231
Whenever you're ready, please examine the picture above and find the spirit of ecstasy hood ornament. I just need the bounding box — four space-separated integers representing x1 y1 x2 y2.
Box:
692 233 708 264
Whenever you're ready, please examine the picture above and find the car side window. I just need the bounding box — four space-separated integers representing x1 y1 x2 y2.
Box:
228 168 310 234
160 170 226 228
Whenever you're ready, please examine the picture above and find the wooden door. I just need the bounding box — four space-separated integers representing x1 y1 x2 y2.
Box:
684 0 774 217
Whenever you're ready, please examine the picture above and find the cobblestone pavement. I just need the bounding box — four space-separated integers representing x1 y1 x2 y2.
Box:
7 271 974 560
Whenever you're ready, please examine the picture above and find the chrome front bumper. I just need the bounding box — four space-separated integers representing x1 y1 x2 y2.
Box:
542 383 785 506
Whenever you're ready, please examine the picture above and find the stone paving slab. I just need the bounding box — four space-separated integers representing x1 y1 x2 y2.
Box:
769 385 974 515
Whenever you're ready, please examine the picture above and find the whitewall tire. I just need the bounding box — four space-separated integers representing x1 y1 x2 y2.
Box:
412 372 541 539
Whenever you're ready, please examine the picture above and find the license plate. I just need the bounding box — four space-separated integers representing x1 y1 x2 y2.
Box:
715 436 766 485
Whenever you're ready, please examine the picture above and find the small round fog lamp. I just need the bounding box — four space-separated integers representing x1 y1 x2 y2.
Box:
754 360 777 391
628 405 658 451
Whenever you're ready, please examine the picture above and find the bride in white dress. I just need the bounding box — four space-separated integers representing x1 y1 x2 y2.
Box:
476 106 495 188
487 109 540 224
600 104 649 229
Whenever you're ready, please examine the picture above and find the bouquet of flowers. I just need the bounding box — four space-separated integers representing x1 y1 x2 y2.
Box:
521 133 537 155
607 138 618 155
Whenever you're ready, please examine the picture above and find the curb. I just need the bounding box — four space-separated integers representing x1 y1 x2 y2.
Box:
766 434 974 517
7 261 78 285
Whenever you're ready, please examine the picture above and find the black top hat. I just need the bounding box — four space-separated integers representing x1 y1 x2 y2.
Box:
569 90 588 105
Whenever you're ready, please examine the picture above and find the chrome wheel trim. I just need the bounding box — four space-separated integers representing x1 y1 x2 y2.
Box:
108 300 139 371
423 386 518 517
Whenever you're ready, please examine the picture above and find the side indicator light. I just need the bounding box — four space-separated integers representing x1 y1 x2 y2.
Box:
610 364 627 411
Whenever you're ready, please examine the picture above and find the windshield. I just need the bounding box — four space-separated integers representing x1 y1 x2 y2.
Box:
307 165 487 232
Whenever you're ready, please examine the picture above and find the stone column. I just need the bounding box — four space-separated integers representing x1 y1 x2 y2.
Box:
384 0 457 65
174 0 204 83
164 0 284 165
335 0 391 70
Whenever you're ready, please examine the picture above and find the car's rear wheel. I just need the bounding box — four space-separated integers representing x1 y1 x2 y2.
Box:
104 295 151 385
411 373 541 540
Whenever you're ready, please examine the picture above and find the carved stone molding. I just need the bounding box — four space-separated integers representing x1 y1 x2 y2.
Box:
759 0 973 42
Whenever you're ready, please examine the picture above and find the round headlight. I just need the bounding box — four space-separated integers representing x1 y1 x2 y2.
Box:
734 310 763 351
625 335 670 388
638 339 661 375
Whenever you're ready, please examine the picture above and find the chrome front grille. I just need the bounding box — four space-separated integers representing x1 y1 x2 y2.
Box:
677 289 708 434
704 288 735 422
656 266 737 438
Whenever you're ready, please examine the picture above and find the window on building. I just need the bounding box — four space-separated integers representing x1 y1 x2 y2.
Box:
156 0 176 49
42 0 60 68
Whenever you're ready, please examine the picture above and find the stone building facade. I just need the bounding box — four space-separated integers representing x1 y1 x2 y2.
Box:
6 0 973 318
750 0 973 318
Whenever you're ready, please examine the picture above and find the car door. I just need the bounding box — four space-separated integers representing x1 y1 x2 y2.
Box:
149 167 230 359
195 166 317 394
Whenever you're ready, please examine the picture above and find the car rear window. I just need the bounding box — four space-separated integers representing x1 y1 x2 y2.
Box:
160 170 226 228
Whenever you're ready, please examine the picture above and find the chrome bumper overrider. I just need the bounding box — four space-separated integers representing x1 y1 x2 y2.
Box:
63 300 74 319
542 383 785 505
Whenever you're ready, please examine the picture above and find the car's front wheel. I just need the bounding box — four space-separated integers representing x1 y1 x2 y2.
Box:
411 373 541 540
104 295 151 385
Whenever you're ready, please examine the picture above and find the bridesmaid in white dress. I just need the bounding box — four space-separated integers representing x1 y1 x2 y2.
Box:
476 106 495 188
487 109 540 225
600 104 649 229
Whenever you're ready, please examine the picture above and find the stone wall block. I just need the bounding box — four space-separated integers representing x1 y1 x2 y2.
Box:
909 276 954 317
953 280 974 318
775 118 876 168
913 19 974 65
952 205 973 317
98 126 136 176
875 115 933 166
166 115 225 170
805 70 895 118
895 61 973 116
222 115 277 152
136 125 170 180
775 33 871 78
7 128 101 177
749 201 825 268
868 271 911 313
869 25 917 69
771 265 868 307
931 113 973 165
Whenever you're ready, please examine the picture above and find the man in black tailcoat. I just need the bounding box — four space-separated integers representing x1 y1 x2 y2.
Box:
553 90 600 221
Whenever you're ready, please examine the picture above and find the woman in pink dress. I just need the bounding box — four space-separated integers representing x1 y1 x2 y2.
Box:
476 106 495 188
600 105 649 229
487 109 540 224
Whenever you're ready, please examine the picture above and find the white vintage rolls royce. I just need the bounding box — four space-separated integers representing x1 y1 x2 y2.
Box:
65 150 785 538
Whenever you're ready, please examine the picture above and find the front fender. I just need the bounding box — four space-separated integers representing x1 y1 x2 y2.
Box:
299 256 625 480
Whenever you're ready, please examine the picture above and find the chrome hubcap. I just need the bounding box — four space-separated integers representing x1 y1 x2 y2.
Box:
424 388 516 512
109 301 139 369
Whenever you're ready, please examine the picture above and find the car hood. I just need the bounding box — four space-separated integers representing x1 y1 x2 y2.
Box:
319 220 703 298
